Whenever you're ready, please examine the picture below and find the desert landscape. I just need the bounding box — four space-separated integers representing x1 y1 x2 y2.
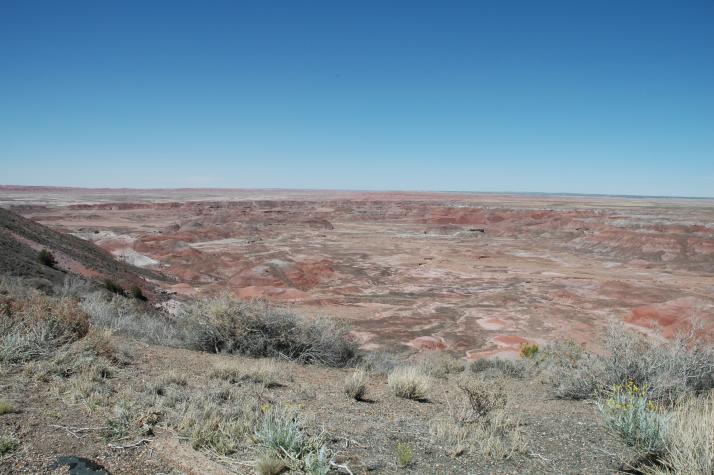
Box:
3 2 712 473
2 188 714 474
3 186 713 356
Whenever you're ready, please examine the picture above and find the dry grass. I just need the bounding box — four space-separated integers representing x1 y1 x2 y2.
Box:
456 376 507 421
0 294 90 364
255 452 287 475
388 366 431 401
149 370 189 396
210 359 285 389
344 368 368 400
647 394 714 474
176 389 262 454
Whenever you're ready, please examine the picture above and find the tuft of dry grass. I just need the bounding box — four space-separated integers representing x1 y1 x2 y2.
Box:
255 452 287 475
344 368 368 401
149 370 189 396
0 400 15 415
395 441 414 467
388 366 431 401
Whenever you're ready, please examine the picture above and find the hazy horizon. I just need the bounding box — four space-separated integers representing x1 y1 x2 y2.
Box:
2 1 713 197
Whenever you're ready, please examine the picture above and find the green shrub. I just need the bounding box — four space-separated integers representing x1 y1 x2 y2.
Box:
0 433 18 455
130 286 147 301
519 342 539 358
180 296 357 367
598 381 668 455
104 280 125 296
255 406 329 473
37 249 57 268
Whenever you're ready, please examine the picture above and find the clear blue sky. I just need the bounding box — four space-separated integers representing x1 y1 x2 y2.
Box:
1 1 713 196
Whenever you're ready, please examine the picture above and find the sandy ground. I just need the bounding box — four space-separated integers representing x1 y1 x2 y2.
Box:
2 186 714 357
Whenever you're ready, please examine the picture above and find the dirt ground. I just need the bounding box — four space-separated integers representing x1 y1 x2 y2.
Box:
1 335 638 475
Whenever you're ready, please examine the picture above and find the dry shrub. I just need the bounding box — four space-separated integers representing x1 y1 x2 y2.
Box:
470 357 528 378
388 366 430 401
415 352 465 379
546 325 714 403
430 376 524 459
56 275 94 299
0 295 89 364
180 296 357 367
344 368 368 400
0 275 40 299
457 376 507 421
360 350 401 375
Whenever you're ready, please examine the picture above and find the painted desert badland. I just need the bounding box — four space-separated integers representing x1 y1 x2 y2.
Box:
4 186 713 358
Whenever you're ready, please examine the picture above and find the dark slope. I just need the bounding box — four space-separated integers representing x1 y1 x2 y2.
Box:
0 207 167 288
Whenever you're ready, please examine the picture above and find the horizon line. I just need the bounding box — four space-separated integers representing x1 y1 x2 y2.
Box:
2 184 713 201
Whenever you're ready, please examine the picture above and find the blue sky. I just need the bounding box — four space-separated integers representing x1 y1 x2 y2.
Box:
1 1 713 196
